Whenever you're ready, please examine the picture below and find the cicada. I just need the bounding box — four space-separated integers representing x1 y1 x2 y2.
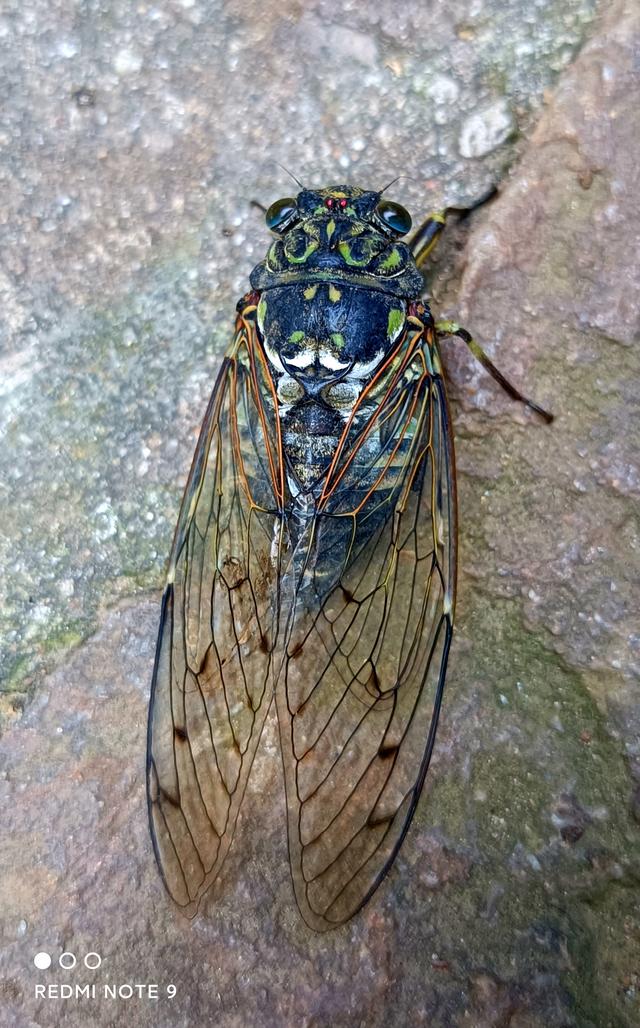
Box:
146 183 551 931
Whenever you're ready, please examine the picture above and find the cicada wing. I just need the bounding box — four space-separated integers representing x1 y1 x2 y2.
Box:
276 331 456 930
147 313 286 916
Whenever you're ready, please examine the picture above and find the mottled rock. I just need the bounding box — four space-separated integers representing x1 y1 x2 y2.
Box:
459 100 516 158
113 48 143 76
2 0 640 1026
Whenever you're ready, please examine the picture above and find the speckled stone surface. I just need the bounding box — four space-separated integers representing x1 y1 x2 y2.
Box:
2 0 640 1025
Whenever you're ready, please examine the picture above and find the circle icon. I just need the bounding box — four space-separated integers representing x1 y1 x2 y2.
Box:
59 952 77 970
84 952 102 970
34 952 52 971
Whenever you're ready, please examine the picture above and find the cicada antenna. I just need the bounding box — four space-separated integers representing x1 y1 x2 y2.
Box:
379 174 417 195
275 162 305 189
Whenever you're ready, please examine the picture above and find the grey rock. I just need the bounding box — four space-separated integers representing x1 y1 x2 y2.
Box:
3 0 640 1025
459 100 516 158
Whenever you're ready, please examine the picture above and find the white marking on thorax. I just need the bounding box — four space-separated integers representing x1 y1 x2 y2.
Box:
348 349 385 379
263 338 286 374
285 349 350 372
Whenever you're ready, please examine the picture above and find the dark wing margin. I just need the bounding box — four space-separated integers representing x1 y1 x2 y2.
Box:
146 310 284 917
276 327 457 930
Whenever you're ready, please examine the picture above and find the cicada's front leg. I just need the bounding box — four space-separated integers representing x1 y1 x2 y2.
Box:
409 186 499 270
409 211 448 269
410 189 552 423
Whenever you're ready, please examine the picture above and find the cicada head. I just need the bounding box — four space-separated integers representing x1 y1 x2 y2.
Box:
251 184 424 299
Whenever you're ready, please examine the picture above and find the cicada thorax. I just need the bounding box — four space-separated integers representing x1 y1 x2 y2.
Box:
241 185 439 604
254 282 408 490
249 284 437 613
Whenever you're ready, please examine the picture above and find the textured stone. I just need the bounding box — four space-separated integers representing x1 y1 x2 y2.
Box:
458 100 516 158
2 0 640 1026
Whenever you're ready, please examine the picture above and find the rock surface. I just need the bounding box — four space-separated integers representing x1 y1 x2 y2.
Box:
1 1 639 1026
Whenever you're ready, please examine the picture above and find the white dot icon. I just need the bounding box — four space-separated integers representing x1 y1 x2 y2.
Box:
34 952 52 970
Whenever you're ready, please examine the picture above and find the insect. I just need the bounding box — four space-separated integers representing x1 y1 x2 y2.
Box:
146 183 552 932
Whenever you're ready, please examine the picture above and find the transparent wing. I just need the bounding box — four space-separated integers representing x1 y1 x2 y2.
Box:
276 327 457 930
147 308 285 916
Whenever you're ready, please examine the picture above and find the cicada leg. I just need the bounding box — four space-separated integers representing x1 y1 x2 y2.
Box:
436 320 554 424
410 187 498 270
409 211 448 269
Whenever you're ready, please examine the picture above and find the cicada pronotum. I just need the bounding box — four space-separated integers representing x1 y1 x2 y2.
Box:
146 183 552 931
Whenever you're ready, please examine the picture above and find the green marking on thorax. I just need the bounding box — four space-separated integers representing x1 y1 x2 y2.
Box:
387 307 405 341
287 240 319 264
257 296 267 330
378 247 403 272
303 285 318 300
328 284 342 302
288 330 305 344
338 240 369 267
330 333 345 350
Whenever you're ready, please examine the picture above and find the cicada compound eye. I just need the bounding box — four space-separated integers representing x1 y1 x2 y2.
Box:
375 199 412 236
265 197 299 233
